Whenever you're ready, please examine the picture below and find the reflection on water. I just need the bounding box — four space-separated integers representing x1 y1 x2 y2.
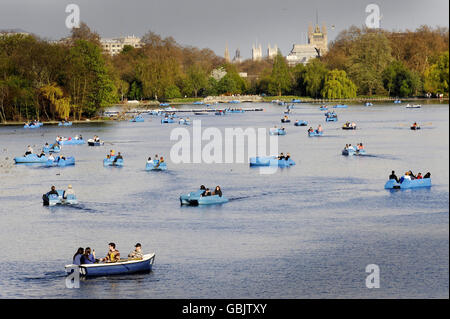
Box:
0 102 448 298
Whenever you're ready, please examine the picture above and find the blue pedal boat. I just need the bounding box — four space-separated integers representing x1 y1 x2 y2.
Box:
43 190 78 206
178 119 191 125
291 99 301 103
130 115 144 122
45 156 75 167
87 139 104 146
103 156 124 167
161 118 175 123
249 156 295 167
58 122 72 126
365 102 373 106
384 178 431 189
57 138 85 145
326 116 338 122
308 131 323 137
319 106 328 111
65 253 155 277
294 120 308 126
24 122 43 129
269 128 286 135
146 160 167 171
226 109 245 113
14 154 49 164
342 147 366 156
180 190 228 206
333 104 348 108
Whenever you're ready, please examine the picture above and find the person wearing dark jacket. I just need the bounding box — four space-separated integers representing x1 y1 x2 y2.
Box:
213 186 222 197
389 171 399 183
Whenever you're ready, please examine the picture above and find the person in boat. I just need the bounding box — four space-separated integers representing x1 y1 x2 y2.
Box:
285 153 291 160
113 152 123 164
128 243 143 259
100 243 120 263
357 143 364 150
408 170 417 179
109 149 115 157
73 247 84 265
48 153 55 161
317 125 323 133
278 153 285 160
37 150 46 158
63 184 75 199
213 186 223 197
389 171 399 183
47 185 59 196
202 188 212 197
351 122 356 128
156 156 164 167
416 172 423 179
25 145 33 156
344 122 350 128
424 172 431 179
199 185 207 196
186 117 191 122
81 247 96 264
94 135 100 142
412 122 418 128
147 157 152 163
308 127 314 133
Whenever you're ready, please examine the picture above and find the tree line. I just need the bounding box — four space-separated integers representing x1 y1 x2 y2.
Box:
0 23 448 122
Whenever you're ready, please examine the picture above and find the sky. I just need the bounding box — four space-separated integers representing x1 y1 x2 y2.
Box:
1 0 448 59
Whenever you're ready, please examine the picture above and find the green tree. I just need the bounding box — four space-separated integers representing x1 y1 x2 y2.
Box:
321 70 357 99
424 51 449 95
348 32 392 96
303 59 328 98
268 53 291 96
184 64 208 97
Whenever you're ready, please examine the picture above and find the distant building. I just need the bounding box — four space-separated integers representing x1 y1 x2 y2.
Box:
101 35 142 55
232 48 242 64
252 44 263 61
267 44 278 59
286 23 328 66
224 44 230 63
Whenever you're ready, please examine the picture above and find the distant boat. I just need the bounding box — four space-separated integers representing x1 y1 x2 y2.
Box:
406 104 421 108
194 111 208 115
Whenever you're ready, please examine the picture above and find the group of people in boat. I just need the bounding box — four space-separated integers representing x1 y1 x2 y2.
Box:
277 152 291 161
25 120 41 126
343 121 357 129
56 135 83 142
411 122 421 129
106 149 123 163
72 242 144 265
44 184 74 199
389 170 431 183
199 185 223 197
24 145 64 159
308 125 323 134
147 154 165 167
281 115 290 122
92 135 101 142
344 143 364 151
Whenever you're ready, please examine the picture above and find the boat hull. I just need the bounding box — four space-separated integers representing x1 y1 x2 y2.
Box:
103 157 124 167
146 160 167 171
294 121 308 126
66 253 155 277
14 154 48 163
249 156 295 167
58 139 85 145
384 178 431 189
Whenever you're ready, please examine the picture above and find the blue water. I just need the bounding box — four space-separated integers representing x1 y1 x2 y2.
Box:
0 102 448 298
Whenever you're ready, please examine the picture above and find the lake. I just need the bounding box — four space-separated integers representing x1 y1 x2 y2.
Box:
0 101 448 298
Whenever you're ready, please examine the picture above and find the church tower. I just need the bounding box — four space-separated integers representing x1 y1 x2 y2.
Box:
224 44 230 63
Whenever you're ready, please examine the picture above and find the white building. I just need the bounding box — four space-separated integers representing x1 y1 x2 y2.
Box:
286 23 328 66
101 35 142 55
267 44 278 59
252 44 263 61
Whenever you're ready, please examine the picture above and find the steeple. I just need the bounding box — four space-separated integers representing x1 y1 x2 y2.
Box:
224 43 230 62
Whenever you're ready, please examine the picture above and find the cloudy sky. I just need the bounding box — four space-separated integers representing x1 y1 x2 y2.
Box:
1 0 448 59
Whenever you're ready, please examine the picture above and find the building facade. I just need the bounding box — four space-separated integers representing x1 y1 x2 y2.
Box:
286 23 328 66
101 35 142 55
267 44 278 59
252 44 263 61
